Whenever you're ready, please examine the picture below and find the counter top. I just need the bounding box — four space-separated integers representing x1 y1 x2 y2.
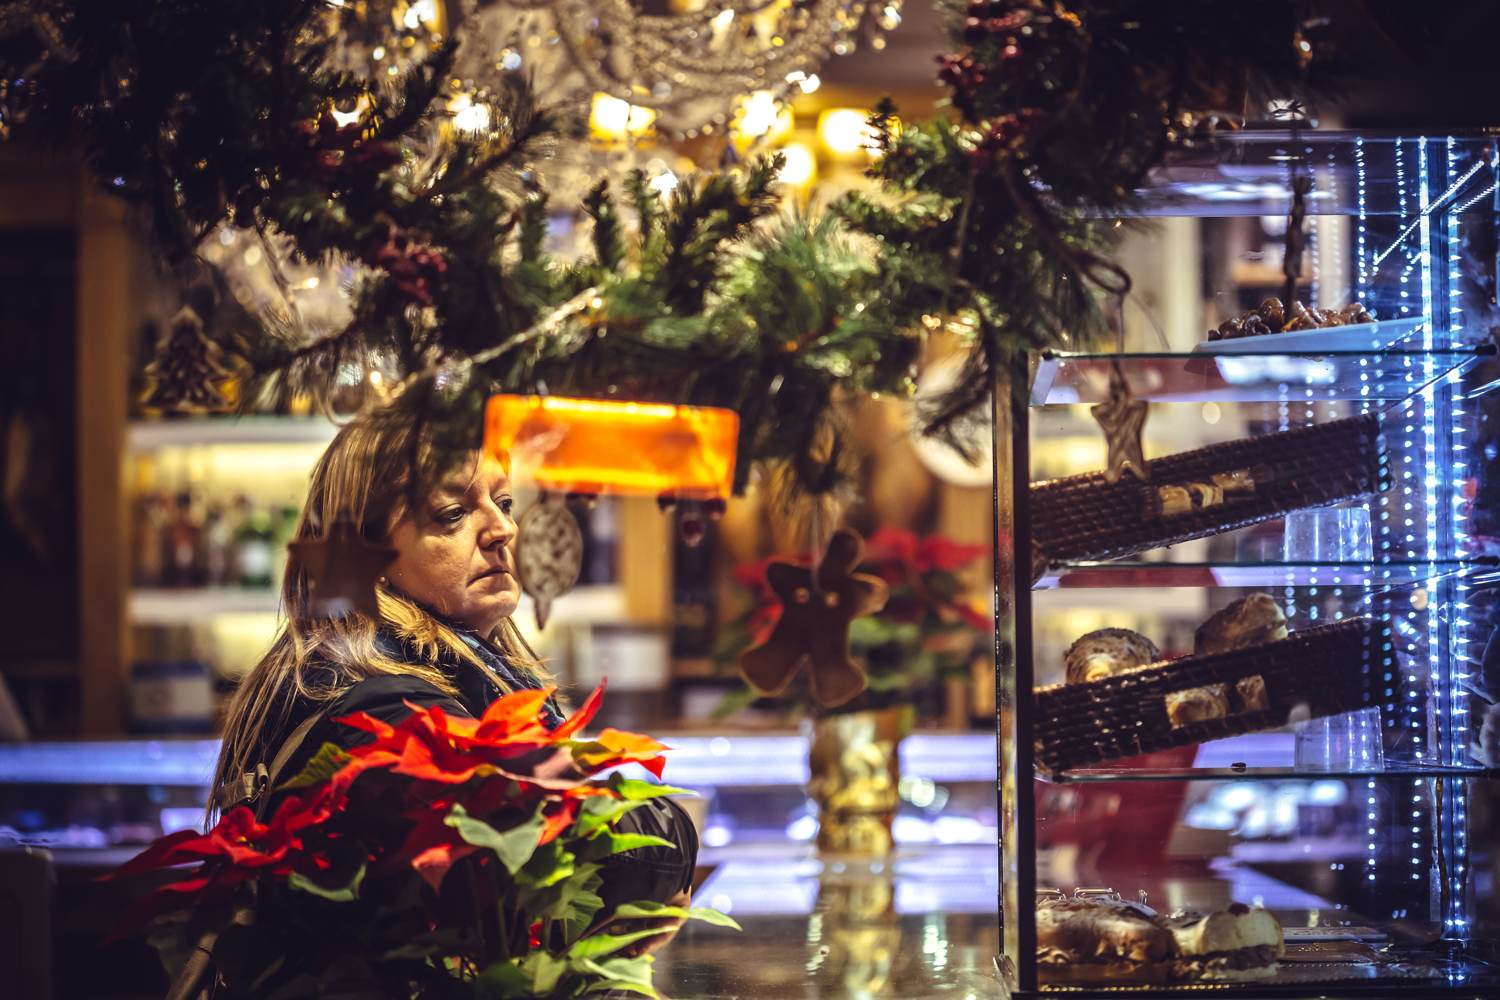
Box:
0 731 1000 787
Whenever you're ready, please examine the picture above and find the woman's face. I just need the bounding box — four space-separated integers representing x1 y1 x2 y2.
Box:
386 454 522 634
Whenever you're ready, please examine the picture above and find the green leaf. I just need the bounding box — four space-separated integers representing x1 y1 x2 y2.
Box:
473 959 531 998
279 742 353 790
568 927 671 961
559 884 606 944
578 831 673 863
287 863 364 903
517 838 576 889
579 955 656 994
609 775 695 800
608 901 742 930
523 951 569 995
575 797 650 838
445 804 545 875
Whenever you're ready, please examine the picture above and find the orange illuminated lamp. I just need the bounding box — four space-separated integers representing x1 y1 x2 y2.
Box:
483 394 740 498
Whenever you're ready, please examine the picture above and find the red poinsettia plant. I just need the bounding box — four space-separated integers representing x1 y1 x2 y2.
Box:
106 685 732 998
718 528 991 716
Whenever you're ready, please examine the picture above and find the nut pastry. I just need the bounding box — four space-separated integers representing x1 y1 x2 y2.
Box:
1195 593 1288 656
1064 628 1161 685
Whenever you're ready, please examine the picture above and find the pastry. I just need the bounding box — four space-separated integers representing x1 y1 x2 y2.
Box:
1165 904 1284 981
1188 481 1224 509
1064 628 1162 685
1037 897 1175 985
1210 469 1256 494
1166 686 1229 727
1037 897 1284 984
1194 593 1288 656
1158 484 1192 515
1236 674 1269 712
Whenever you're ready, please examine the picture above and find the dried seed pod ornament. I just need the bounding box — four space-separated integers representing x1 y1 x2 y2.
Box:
515 493 583 629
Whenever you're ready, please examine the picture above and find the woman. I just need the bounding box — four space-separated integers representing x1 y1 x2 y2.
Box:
210 402 697 945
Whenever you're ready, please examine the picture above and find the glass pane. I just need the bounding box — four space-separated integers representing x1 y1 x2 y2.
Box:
1032 344 1491 405
1130 131 1500 218
1039 558 1488 589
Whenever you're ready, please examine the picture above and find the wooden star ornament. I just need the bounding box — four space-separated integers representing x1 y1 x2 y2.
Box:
738 528 890 709
1091 362 1150 484
288 520 397 620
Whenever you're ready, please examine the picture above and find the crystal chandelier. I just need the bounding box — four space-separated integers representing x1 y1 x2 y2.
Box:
324 0 902 139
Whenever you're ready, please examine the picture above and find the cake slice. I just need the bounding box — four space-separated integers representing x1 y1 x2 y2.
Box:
1165 903 1284 981
1036 897 1175 985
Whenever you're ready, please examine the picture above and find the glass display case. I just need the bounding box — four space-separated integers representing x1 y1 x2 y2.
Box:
995 132 1500 994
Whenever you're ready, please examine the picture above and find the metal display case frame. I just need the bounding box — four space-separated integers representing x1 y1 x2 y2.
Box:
993 130 1500 996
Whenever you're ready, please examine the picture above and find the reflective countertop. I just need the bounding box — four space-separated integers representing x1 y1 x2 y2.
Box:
655 845 1002 999
649 845 1500 999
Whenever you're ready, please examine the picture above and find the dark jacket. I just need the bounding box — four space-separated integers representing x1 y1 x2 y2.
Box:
258 625 698 913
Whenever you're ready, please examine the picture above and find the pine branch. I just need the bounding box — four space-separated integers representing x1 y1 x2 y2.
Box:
582 180 624 273
517 190 549 264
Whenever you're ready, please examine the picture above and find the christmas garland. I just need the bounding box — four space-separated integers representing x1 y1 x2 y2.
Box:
0 1 915 498
2 0 1345 489
838 0 1333 446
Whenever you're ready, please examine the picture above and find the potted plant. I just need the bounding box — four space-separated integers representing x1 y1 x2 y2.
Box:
106 686 733 998
717 528 991 854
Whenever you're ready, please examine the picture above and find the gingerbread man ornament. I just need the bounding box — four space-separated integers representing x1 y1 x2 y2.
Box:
739 528 890 708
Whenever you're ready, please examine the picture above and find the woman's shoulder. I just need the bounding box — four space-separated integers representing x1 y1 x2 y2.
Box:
331 673 470 727
266 673 470 782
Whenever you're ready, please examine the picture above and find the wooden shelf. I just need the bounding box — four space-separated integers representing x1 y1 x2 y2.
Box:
128 584 628 627
129 588 282 622
127 416 339 450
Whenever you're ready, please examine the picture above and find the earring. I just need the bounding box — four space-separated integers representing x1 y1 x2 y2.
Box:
378 576 390 586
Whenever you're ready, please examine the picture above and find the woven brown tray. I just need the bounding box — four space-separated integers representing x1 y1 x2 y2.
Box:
1034 617 1391 774
1031 414 1389 565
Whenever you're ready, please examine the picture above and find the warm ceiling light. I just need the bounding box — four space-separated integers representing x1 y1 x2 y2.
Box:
447 92 491 133
777 142 817 187
590 93 656 141
818 108 876 156
733 90 791 142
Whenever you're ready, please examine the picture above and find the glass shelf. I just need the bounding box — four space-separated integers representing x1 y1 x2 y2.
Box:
1042 761 1497 784
1192 315 1431 355
1036 558 1492 590
1031 342 1494 405
1129 129 1500 218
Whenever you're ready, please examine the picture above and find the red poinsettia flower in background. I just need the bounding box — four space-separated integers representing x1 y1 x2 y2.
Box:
732 529 992 644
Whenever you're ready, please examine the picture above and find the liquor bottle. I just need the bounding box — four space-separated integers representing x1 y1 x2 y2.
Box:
235 497 275 589
165 491 204 587
270 503 301 590
203 499 239 587
134 492 168 587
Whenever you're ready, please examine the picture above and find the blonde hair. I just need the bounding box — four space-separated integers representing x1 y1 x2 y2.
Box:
210 403 544 818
